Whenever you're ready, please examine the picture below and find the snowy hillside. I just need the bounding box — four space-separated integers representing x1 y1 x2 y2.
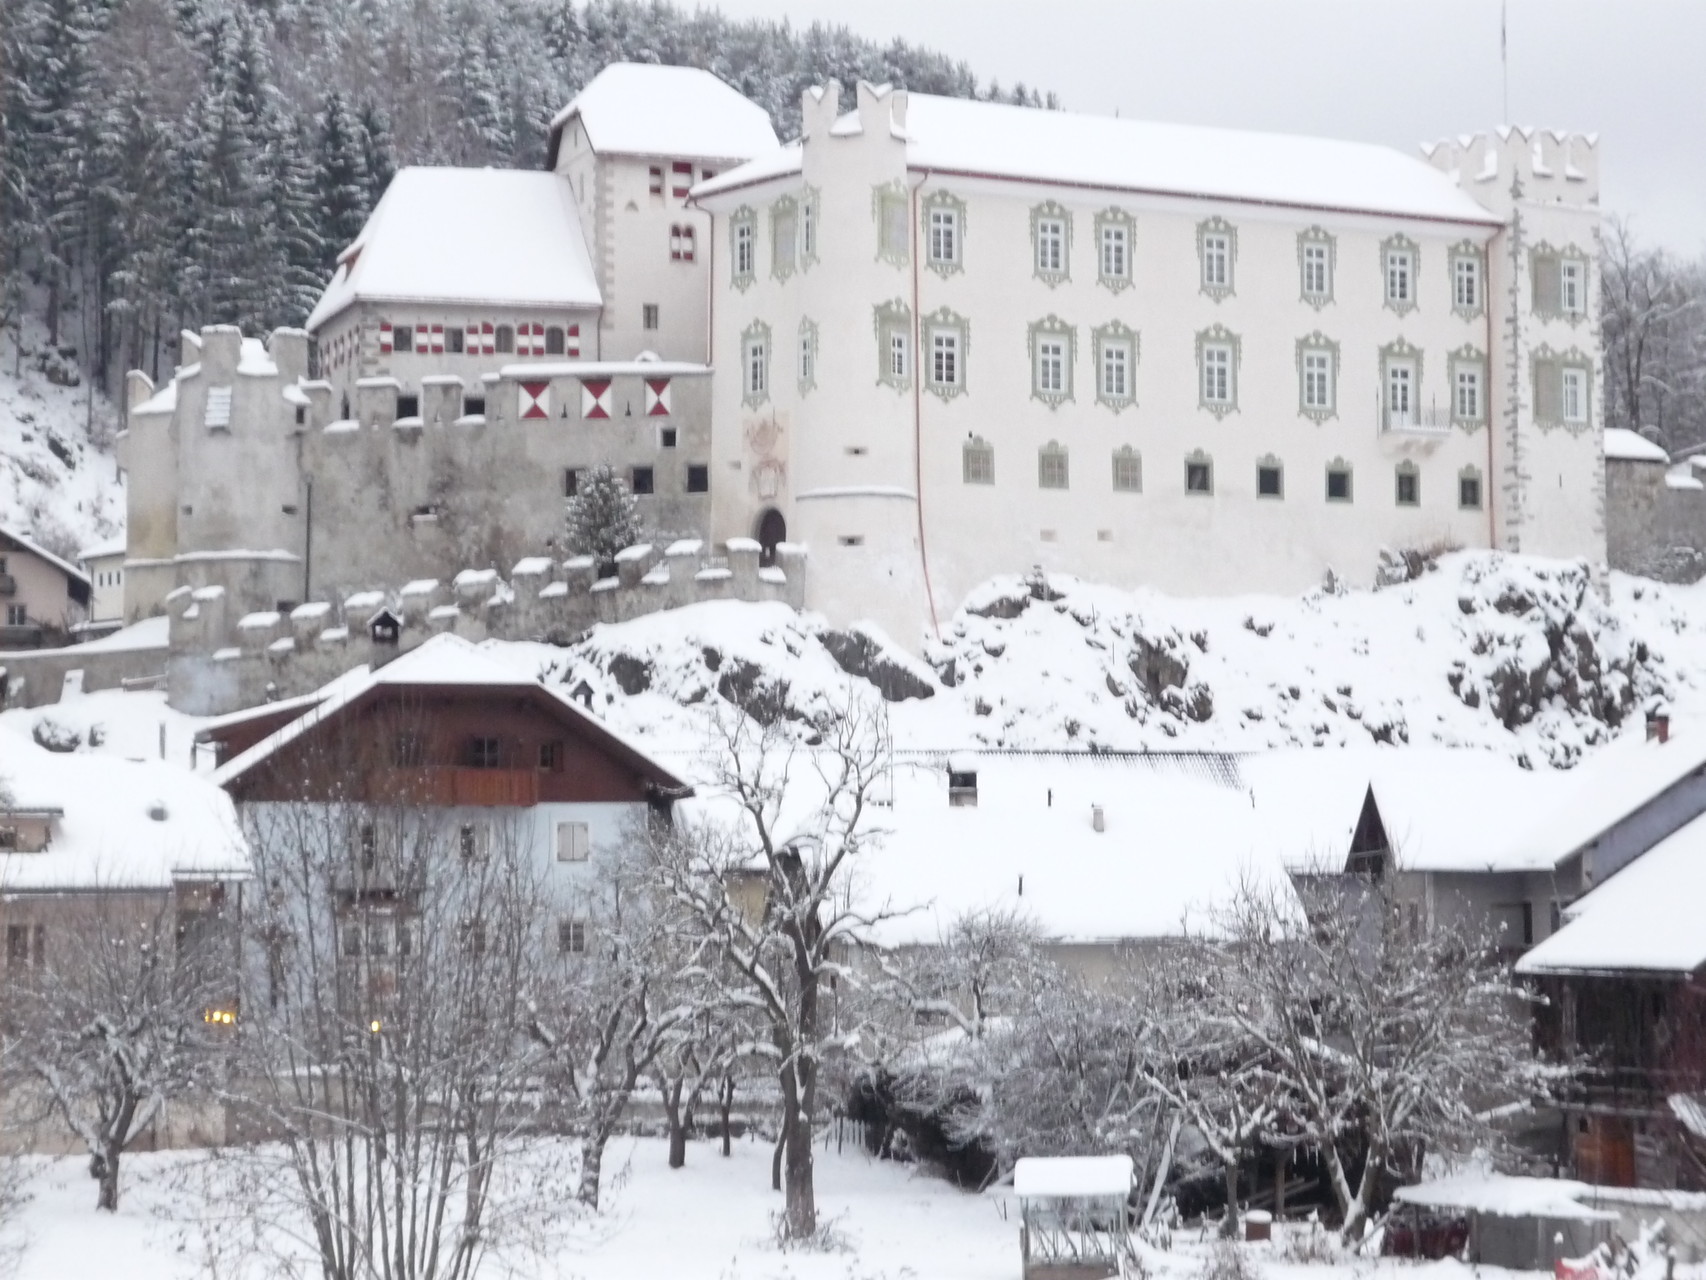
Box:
510 553 1700 768
0 314 124 557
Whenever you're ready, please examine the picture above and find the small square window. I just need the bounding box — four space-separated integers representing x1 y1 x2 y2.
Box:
563 468 578 497
632 466 655 495
643 304 659 331
555 822 590 863
468 737 501 768
686 464 709 493
1257 464 1283 498
1111 449 1141 493
1326 467 1353 502
1459 474 1483 510
394 326 413 353
660 426 678 448
559 919 587 955
963 440 995 485
1186 460 1213 494
1396 468 1420 506
1038 446 1069 490
396 394 419 419
447 327 465 354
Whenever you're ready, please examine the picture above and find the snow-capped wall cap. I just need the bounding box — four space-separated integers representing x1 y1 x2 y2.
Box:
947 751 978 775
549 62 778 161
323 419 360 434
392 415 424 430
267 636 295 654
427 604 461 621
665 539 704 557
356 376 402 390
757 566 786 584
421 374 466 387
300 379 333 392
1013 1156 1133 1199
725 537 761 553
190 585 224 602
290 602 332 620
165 585 194 605
1604 427 1668 463
212 646 240 662
180 328 203 353
1393 1173 1615 1222
701 93 1501 227
562 554 597 571
77 537 127 562
343 590 386 612
453 568 499 587
282 384 310 406
399 579 440 597
237 611 281 630
773 541 807 557
511 556 555 577
131 377 177 416
306 168 602 331
1665 468 1703 491
614 543 655 563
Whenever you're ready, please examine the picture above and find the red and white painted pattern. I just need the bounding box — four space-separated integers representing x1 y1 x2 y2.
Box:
581 379 612 419
645 378 671 417
519 380 551 420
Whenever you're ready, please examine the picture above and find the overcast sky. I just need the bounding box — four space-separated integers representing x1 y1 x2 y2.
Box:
704 0 1705 256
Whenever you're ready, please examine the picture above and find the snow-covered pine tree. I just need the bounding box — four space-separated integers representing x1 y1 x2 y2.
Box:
564 463 644 574
356 99 396 211
314 91 368 273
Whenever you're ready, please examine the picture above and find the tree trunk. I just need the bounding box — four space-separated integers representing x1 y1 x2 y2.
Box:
576 1126 611 1209
93 1146 120 1212
1220 1160 1240 1239
664 1077 687 1170
771 1125 785 1192
720 1076 734 1157
1340 1144 1385 1243
783 1112 816 1240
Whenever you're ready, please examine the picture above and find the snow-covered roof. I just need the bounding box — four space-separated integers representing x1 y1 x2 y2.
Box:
1244 747 1574 874
0 525 90 587
1393 1174 1618 1221
550 63 779 161
213 634 689 795
697 89 1501 227
1013 1155 1134 1198
1517 808 1706 977
0 731 250 891
1500 723 1706 874
306 168 601 331
63 614 169 654
1604 428 1669 463
77 536 127 562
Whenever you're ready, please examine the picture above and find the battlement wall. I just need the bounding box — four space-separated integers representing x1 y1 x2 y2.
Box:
165 537 806 714
1424 127 1600 211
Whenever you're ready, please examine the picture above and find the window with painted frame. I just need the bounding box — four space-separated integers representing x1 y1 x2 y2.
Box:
1395 462 1421 507
1453 360 1485 423
1198 218 1236 298
1300 345 1335 416
1111 446 1142 493
1094 322 1136 409
1533 352 1593 428
1560 259 1586 317
1202 342 1234 408
929 325 963 393
741 322 770 406
1298 227 1334 305
1095 209 1134 290
924 196 963 273
1037 442 1069 490
1458 467 1484 510
1036 337 1067 398
732 211 756 284
1033 209 1068 280
876 187 910 265
963 437 994 485
1453 252 1483 312
1532 246 1589 320
770 197 798 279
1185 453 1214 495
1384 239 1417 311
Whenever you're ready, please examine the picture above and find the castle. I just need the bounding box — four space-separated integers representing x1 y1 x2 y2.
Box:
104 64 1606 699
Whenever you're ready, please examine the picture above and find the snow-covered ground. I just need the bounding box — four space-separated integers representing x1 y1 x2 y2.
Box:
0 312 124 558
7 1138 1679 1280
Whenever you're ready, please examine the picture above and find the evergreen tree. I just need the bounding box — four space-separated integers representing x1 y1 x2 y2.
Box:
314 91 368 271
564 464 644 574
356 98 396 209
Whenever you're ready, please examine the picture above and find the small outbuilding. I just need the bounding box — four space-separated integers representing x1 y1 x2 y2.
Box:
1012 1155 1134 1280
1388 1174 1618 1270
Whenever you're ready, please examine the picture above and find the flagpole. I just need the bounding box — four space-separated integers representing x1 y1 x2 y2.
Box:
1501 0 1509 124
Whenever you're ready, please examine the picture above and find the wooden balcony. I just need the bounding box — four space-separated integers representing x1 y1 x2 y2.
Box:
365 767 539 807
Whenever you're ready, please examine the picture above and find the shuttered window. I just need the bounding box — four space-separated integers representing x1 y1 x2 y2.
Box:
1532 253 1563 315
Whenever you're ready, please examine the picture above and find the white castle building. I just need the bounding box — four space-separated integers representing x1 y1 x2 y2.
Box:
696 83 1603 646
115 64 1603 655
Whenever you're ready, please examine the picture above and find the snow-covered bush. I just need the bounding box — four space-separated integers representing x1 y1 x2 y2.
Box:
564 464 643 576
30 716 81 752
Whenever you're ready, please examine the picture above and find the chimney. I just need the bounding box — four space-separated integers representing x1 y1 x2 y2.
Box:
1092 804 1105 833
1647 711 1671 744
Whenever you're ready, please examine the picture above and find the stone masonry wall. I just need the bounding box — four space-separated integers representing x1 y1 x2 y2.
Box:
1605 456 1706 583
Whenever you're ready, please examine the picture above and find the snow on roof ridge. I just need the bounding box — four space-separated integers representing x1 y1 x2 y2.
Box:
548 62 779 160
0 525 91 585
1604 427 1669 463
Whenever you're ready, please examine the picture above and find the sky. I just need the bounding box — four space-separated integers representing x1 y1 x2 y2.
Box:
703 0 1705 256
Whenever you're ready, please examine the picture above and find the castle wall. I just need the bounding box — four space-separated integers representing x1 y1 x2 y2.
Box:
1605 456 1706 582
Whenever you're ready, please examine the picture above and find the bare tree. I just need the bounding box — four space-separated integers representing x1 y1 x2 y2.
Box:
647 697 896 1240
1601 217 1706 448
19 888 233 1211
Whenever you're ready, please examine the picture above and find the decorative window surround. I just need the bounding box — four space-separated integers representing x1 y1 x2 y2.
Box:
1028 315 1076 408
798 317 819 395
1256 454 1285 499
1325 457 1354 503
731 208 757 291
1197 216 1236 301
1195 324 1240 418
873 181 910 267
1295 332 1340 423
873 299 912 392
963 436 995 485
924 307 969 399
1378 337 1427 431
1038 441 1070 490
1458 465 1484 510
1297 227 1335 308
1394 460 1421 507
1185 449 1214 495
923 190 966 277
1111 446 1142 493
800 185 820 268
1093 320 1138 412
1531 344 1595 432
1095 208 1135 292
1031 201 1072 286
741 319 772 408
1449 241 1486 318
1382 234 1419 315
769 195 798 281
1531 242 1590 324
1449 344 1487 431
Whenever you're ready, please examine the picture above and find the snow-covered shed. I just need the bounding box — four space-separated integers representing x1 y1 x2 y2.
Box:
1389 1174 1616 1270
1012 1155 1134 1279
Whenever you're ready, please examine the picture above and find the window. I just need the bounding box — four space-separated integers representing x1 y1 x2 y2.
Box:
563 468 578 497
1300 231 1333 302
359 823 377 870
963 437 995 485
1202 343 1233 406
800 195 816 260
1038 443 1069 490
494 325 514 354
392 732 423 767
468 737 501 769
771 199 797 277
395 393 419 419
1099 339 1131 401
539 740 563 771
1036 339 1066 396
877 188 909 264
1385 246 1415 308
1099 221 1129 285
558 919 587 956
1385 360 1416 428
888 331 909 381
1257 462 1284 498
1459 469 1483 510
340 921 361 958
733 215 756 281
366 918 391 957
1561 260 1585 316
672 161 692 199
1198 219 1235 298
464 394 484 417
660 426 677 448
1533 248 1588 319
632 466 654 495
669 224 697 262
6 604 26 627
1326 463 1353 502
1301 348 1334 414
447 328 465 354
539 326 560 356
395 325 413 353
1111 447 1142 493
799 328 814 386
1395 464 1420 507
742 325 769 404
1035 216 1066 277
459 824 487 861
555 822 591 863
930 328 960 390
1030 319 1074 405
1185 457 1213 494
1454 254 1482 311
642 304 659 331
1454 363 1484 421
648 166 664 196
1562 367 1588 423
687 464 709 493
928 206 959 268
